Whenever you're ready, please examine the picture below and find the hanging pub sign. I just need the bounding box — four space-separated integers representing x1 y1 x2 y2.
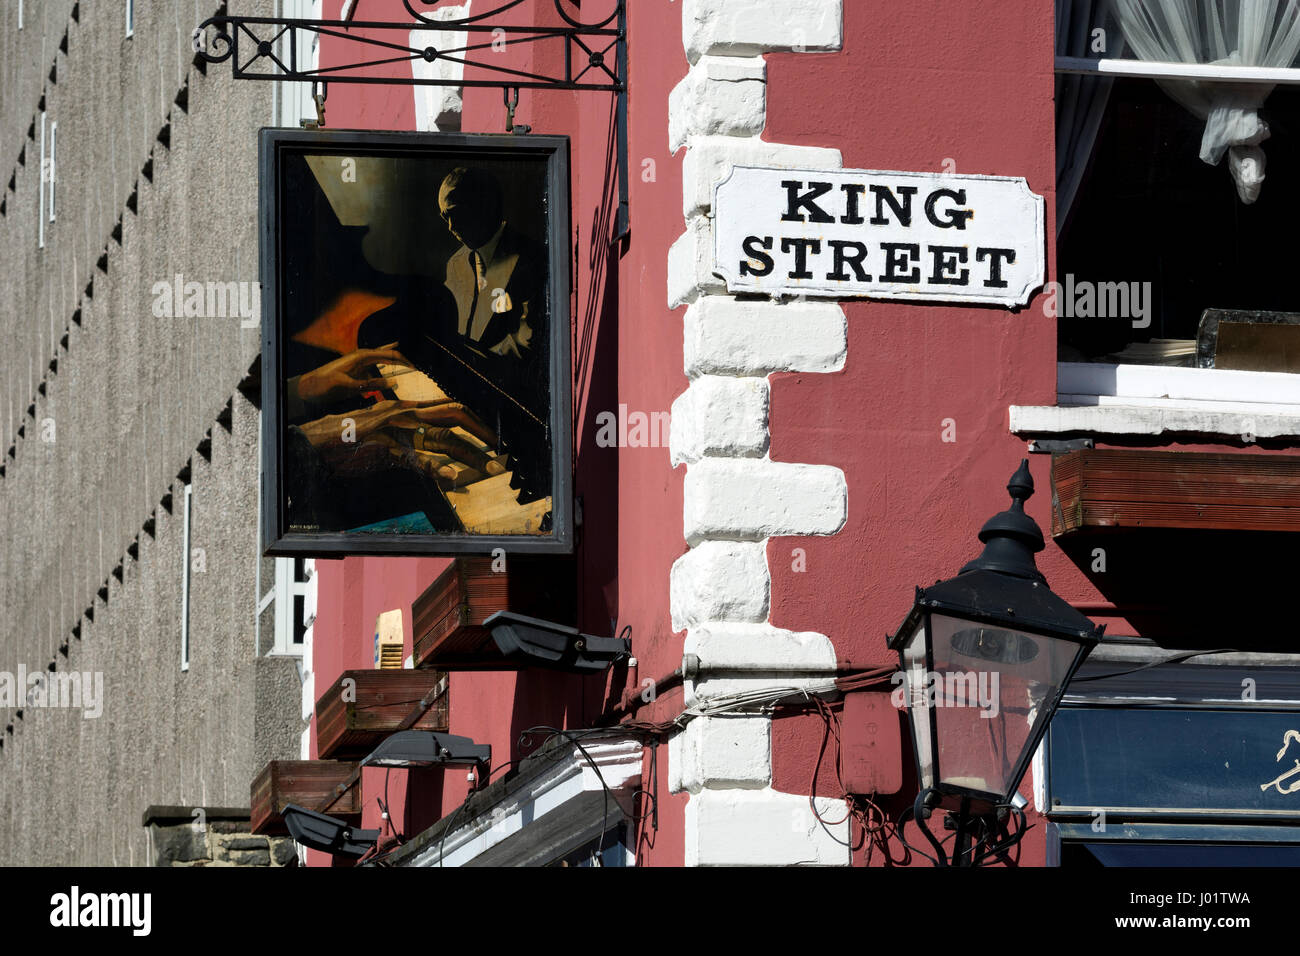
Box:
713 166 1045 308
259 129 573 556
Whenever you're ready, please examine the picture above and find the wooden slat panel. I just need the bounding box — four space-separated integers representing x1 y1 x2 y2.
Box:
411 557 576 669
250 760 361 835
315 670 449 760
1074 478 1300 506
1050 449 1300 535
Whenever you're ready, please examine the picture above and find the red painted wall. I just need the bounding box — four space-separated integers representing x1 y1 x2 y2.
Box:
304 0 1285 868
760 0 1299 864
760 1 1060 862
306 0 688 866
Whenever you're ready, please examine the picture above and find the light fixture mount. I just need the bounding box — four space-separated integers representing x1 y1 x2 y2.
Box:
485 611 630 673
887 460 1105 866
361 730 491 770
282 803 380 859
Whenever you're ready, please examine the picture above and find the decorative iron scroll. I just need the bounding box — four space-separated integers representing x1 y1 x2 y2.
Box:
195 0 625 92
194 1 628 236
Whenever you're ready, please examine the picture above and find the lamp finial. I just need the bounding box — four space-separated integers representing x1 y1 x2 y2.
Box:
959 461 1046 580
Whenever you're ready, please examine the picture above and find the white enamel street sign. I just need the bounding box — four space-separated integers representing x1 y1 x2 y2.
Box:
712 166 1046 308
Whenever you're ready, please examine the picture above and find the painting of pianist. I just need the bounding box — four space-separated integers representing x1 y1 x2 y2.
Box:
271 141 567 549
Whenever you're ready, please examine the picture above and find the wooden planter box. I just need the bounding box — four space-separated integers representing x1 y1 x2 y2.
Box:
1051 449 1300 536
412 557 574 669
250 760 360 835
315 670 449 760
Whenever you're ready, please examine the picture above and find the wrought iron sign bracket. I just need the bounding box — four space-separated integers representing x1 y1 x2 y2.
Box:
196 0 629 237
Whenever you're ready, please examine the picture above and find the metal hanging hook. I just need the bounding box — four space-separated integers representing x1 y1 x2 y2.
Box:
503 86 529 135
302 80 328 129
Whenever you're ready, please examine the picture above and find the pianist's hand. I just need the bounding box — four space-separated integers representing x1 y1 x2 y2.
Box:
297 399 505 487
296 344 416 407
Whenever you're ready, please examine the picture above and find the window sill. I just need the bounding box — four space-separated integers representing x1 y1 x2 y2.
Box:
1010 363 1300 440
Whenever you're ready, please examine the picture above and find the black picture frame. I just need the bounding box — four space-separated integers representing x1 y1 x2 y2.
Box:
259 128 573 556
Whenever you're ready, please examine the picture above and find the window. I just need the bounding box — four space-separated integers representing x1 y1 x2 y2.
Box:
276 0 323 127
548 827 635 867
264 557 312 657
17 0 22 30
180 484 193 672
1055 2 1300 407
1045 654 1300 866
47 121 56 223
37 113 45 248
254 402 314 659
126 0 134 38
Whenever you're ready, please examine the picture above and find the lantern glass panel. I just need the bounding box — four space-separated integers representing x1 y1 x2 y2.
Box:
928 613 1080 800
898 617 935 790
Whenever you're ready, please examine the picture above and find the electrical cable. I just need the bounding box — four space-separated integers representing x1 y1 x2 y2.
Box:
895 804 943 867
806 697 862 848
833 665 897 695
1071 647 1240 682
517 725 617 859
436 797 470 868
435 761 487 867
972 803 1031 865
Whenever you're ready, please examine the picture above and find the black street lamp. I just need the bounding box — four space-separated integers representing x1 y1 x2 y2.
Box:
887 460 1104 866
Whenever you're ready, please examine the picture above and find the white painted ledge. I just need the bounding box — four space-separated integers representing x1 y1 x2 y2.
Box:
399 739 643 867
1012 362 1300 439
1010 403 1300 439
1058 393 1300 415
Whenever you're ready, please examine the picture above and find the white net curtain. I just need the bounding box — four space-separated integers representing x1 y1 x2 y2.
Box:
1113 0 1300 202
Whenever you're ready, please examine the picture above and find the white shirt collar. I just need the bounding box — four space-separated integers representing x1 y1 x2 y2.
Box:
472 221 508 269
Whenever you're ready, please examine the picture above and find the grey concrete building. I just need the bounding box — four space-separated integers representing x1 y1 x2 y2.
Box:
0 0 308 865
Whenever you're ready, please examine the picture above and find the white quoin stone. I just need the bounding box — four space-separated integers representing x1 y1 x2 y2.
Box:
670 540 770 631
683 622 838 702
685 787 851 865
684 297 847 377
684 458 847 545
670 375 769 466
669 56 767 154
668 217 727 309
682 136 842 220
675 714 772 793
683 0 844 65
684 621 837 671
